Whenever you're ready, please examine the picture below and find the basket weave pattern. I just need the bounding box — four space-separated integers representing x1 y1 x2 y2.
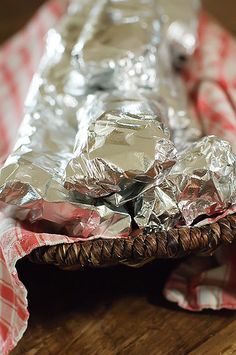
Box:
29 214 236 269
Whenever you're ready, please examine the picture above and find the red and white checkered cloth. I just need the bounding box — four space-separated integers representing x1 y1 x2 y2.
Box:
0 3 236 354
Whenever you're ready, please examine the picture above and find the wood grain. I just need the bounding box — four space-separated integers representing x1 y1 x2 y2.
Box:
0 1 235 354
189 321 236 355
11 260 236 355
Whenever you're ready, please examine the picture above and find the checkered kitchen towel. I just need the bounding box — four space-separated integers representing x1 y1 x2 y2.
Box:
0 3 236 354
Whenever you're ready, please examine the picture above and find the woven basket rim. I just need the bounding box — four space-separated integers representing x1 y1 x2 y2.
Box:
29 213 236 269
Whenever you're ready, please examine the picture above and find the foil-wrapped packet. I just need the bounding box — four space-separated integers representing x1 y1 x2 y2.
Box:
0 0 235 240
65 90 177 198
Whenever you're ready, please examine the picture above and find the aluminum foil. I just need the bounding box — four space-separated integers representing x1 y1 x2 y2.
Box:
134 136 236 230
71 0 201 149
168 136 236 225
66 0 202 201
158 0 200 67
72 0 162 90
72 0 200 90
0 0 131 239
0 0 235 240
65 90 177 198
157 42 202 149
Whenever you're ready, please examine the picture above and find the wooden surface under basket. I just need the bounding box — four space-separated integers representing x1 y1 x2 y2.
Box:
28 214 236 269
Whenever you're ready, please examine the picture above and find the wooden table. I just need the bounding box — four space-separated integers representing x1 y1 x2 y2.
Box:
0 1 236 354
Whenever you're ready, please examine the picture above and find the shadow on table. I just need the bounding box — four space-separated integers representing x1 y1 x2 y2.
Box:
16 257 234 319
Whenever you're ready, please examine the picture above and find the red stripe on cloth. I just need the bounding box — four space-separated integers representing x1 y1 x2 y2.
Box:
197 96 236 132
16 301 28 322
18 233 39 254
194 11 208 66
219 32 230 91
0 284 14 304
13 225 25 258
0 321 9 343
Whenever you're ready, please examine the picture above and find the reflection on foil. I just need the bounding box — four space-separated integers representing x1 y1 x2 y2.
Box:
72 0 162 90
0 0 131 239
168 136 236 225
158 0 200 66
65 90 176 198
134 136 236 230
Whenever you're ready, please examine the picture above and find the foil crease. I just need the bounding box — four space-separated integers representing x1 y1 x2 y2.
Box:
72 0 162 90
157 42 202 149
72 0 201 149
0 0 131 238
168 136 236 225
134 136 236 230
65 90 177 198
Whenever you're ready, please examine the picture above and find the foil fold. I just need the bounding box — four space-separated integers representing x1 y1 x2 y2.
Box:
0 0 131 239
72 0 162 90
65 90 177 198
134 136 236 230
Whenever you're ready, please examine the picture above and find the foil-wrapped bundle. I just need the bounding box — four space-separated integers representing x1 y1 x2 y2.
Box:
0 0 235 240
0 104 131 238
71 0 201 149
65 90 176 198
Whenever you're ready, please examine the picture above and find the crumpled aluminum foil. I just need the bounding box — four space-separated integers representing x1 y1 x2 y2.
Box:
156 42 201 150
169 136 236 225
72 0 201 149
0 0 131 239
65 90 177 198
0 0 235 240
72 0 200 90
134 136 236 230
72 0 162 90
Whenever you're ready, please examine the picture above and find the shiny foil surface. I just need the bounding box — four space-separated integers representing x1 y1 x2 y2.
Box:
65 90 177 198
0 0 131 239
72 0 162 90
0 0 235 239
134 136 236 230
158 0 200 66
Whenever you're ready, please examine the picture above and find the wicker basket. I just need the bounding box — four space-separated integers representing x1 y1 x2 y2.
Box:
28 214 236 270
